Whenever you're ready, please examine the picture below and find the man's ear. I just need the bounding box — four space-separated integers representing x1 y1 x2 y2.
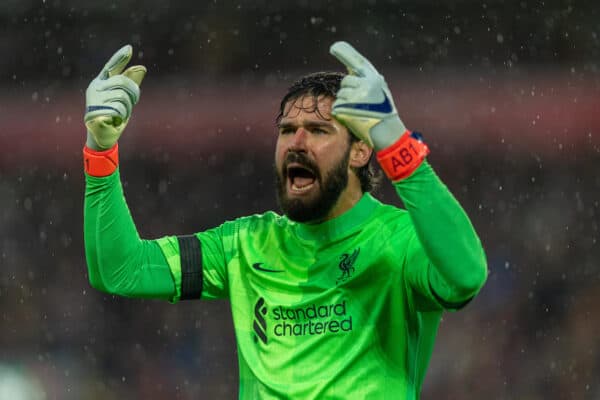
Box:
349 140 373 168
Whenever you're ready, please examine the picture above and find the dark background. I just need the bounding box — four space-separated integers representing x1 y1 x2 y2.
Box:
0 0 599 398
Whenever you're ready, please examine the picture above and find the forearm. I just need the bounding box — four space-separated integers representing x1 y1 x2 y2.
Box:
395 161 487 303
84 169 175 299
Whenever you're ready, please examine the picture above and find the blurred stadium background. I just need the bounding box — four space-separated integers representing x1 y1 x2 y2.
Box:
0 0 599 398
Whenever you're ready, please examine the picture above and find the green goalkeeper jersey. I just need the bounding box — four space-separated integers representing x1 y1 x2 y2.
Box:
84 161 487 399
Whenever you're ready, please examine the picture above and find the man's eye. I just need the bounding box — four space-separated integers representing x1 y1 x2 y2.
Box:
312 128 327 134
279 128 294 135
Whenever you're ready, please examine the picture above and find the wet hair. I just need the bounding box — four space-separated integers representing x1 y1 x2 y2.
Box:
276 72 380 193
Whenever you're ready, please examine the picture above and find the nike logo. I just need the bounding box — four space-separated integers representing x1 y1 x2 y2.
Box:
333 90 393 113
252 263 284 273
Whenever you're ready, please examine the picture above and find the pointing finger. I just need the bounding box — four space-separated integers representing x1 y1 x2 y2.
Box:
97 44 133 80
329 41 378 77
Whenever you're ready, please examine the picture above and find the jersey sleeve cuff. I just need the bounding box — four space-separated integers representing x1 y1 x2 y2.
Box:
83 144 119 177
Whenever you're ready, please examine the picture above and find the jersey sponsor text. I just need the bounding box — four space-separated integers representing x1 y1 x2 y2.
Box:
271 300 353 337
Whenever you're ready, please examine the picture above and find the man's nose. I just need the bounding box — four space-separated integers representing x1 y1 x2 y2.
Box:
289 127 308 151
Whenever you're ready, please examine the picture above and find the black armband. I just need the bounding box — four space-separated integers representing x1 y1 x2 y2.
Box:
177 235 203 300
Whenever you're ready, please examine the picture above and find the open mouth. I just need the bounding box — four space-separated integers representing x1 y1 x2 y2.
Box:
287 163 317 193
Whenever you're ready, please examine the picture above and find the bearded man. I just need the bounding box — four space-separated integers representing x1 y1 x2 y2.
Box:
82 41 487 399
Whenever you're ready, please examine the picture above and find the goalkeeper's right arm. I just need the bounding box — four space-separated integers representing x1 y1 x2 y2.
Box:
83 46 176 300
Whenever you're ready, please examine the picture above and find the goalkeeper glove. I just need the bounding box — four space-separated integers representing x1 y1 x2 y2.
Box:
329 41 406 150
84 45 146 150
329 41 429 181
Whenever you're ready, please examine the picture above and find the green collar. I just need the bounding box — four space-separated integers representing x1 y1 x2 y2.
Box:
292 193 379 242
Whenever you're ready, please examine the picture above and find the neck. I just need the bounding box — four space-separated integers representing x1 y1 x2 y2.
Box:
321 178 363 222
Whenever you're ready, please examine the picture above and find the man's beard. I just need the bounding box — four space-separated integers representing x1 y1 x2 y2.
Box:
275 147 350 223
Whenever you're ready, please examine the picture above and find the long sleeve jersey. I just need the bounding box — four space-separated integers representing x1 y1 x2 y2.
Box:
84 161 487 399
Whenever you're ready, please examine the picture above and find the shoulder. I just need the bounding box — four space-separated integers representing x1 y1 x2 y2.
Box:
366 196 416 239
371 196 411 223
200 211 289 245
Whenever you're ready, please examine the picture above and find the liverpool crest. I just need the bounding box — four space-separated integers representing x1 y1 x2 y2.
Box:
336 248 360 284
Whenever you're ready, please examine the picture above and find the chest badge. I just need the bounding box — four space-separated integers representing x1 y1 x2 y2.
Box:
336 248 360 284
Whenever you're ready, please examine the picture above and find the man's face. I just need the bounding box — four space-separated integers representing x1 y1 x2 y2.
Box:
275 95 353 223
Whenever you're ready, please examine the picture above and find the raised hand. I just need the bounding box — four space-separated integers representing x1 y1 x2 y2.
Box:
329 41 406 151
84 45 146 150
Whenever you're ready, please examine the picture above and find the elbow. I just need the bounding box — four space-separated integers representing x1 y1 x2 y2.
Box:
86 259 130 296
86 257 107 293
436 258 488 305
429 259 488 307
85 256 118 295
88 274 130 296
88 272 114 295
454 259 488 299
85 244 141 297
88 274 109 294
460 266 487 297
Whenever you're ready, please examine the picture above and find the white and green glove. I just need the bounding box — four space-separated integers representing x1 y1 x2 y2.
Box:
84 45 146 150
329 41 407 151
330 41 429 181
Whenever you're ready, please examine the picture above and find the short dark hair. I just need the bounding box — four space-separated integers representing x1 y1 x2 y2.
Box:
276 72 380 193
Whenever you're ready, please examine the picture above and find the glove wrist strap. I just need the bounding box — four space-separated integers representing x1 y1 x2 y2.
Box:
83 144 119 177
376 131 429 182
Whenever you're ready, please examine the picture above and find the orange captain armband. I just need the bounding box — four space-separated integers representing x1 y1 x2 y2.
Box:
376 131 430 182
83 144 119 177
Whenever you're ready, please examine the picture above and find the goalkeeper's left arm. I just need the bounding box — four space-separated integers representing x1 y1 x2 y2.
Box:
330 42 488 307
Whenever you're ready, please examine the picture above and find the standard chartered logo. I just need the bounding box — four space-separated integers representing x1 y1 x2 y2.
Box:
252 298 353 344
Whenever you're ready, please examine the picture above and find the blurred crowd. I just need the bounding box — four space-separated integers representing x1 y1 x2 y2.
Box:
2 0 599 88
1 0 599 399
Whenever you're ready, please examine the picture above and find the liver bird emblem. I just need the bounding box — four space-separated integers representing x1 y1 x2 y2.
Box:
336 248 360 284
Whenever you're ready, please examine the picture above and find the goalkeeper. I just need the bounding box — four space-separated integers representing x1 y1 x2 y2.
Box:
83 42 487 399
